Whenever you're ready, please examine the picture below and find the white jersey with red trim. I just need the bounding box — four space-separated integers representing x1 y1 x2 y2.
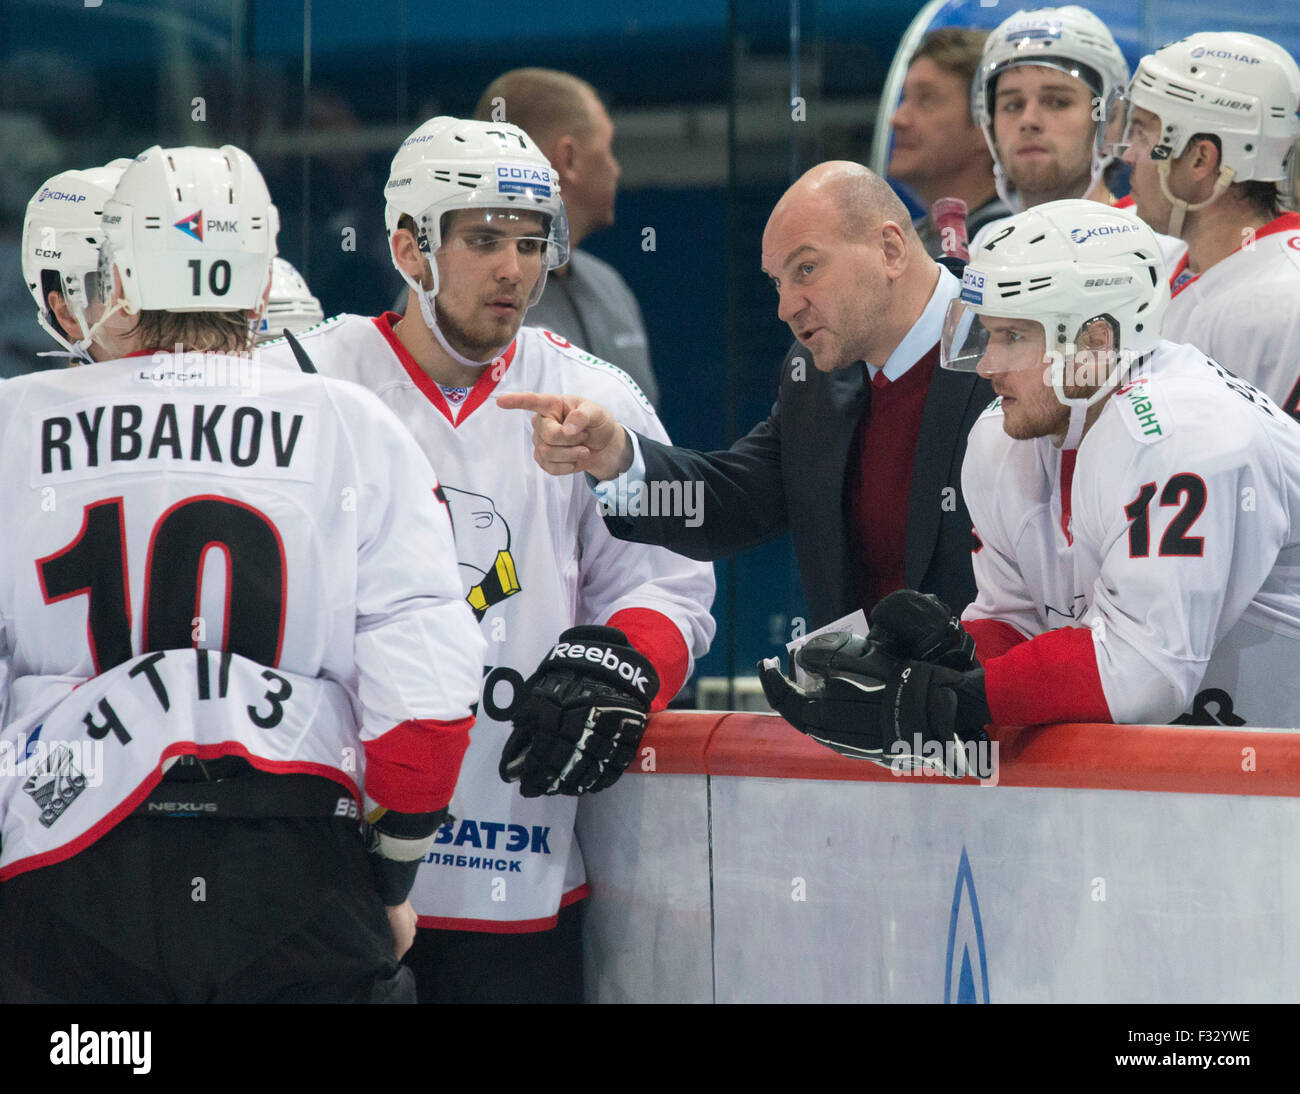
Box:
260 315 715 930
962 340 1300 727
0 352 486 878
1163 212 1300 417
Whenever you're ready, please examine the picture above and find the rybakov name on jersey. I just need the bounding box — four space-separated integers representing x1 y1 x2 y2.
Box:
36 396 313 483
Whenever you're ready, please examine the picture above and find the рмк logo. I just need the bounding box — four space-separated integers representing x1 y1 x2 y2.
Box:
944 846 990 1003
174 210 203 242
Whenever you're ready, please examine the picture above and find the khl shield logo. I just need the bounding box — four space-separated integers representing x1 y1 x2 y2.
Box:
944 846 990 1003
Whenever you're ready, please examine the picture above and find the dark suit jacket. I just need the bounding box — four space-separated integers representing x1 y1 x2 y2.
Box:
604 341 993 629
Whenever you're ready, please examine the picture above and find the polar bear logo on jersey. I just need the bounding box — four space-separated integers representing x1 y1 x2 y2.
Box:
439 485 521 620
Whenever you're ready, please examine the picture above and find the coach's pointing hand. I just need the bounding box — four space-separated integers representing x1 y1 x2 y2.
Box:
497 391 634 481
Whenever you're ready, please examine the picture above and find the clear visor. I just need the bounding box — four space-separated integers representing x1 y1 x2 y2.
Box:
444 230 554 261
940 297 1048 375
1096 86 1129 160
94 244 116 309
1100 91 1166 162
431 203 570 271
983 56 1103 119
82 269 104 310
436 206 570 309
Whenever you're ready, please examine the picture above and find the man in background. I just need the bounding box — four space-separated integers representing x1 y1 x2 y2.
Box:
889 28 1009 256
474 68 660 408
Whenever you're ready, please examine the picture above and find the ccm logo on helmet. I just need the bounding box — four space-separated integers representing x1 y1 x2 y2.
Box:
549 641 651 694
1190 46 1260 64
1070 223 1139 244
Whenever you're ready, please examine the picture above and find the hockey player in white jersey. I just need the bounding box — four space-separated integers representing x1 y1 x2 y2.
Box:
760 200 1300 769
21 160 132 364
259 116 715 1003
0 145 486 1002
1114 32 1300 416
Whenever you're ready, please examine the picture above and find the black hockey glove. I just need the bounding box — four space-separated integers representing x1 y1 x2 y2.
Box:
758 631 991 778
499 626 660 798
869 589 977 671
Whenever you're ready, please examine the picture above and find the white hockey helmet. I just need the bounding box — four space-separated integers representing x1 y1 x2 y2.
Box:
255 257 325 343
973 6 1131 211
942 199 1169 445
21 160 131 356
385 116 569 297
1118 32 1300 230
97 145 278 321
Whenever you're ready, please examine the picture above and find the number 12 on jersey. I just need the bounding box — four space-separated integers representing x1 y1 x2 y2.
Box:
1123 474 1207 558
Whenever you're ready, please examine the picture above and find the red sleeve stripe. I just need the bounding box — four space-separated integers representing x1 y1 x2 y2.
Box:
606 607 690 713
363 716 474 813
963 617 1030 664
984 626 1112 729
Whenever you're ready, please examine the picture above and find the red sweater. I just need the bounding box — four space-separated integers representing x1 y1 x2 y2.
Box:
844 344 939 615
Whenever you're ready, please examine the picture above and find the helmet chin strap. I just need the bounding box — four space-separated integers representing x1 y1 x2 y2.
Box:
37 348 88 364
1158 160 1236 238
399 268 510 370
1058 402 1091 450
84 297 132 359
1051 344 1139 450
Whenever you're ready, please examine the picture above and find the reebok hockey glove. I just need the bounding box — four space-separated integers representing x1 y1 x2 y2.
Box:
758 631 990 778
868 589 977 670
499 626 660 798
